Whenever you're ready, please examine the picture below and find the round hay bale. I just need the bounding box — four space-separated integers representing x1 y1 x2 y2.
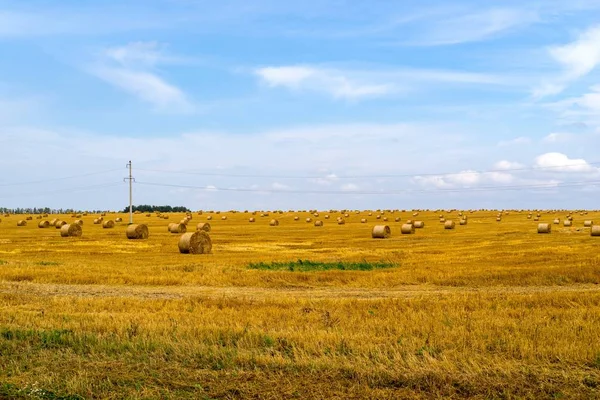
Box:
170 223 187 234
146 213 152 217
376 215 381 219
591 226 600 237
74 219 83 226
269 219 279 226
383 217 388 222
413 221 424 229
538 223 551 234
178 231 212 254
553 219 560 225
36 216 42 219
459 219 467 225
368 212 373 216
126 224 149 240
38 220 50 228
444 220 455 230
207 216 213 220
496 217 501 222
360 218 367 223
324 215 330 219
55 221 67 228
401 224 415 234
394 217 400 222
372 225 391 239
17 220 27 226
50 218 58 226
93 219 101 224
584 220 593 227
294 216 300 221
26 216 32 221
197 222 211 232
249 218 255 223
305 217 312 223
337 219 345 225
101 213 106 216
534 217 540 221
344 213 350 218
563 220 572 227
179 219 189 225
221 216 227 220
314 220 323 227
439 218 446 223
115 217 123 223
102 220 115 229
60 224 82 237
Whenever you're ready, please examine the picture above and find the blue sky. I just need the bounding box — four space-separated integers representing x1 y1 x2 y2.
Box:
1 0 600 210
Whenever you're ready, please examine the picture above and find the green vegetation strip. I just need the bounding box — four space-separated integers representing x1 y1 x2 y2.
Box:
248 259 397 272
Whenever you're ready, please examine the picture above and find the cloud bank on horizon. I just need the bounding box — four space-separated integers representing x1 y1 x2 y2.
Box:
1 0 600 210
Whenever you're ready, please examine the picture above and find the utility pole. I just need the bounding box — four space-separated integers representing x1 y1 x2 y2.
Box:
124 161 135 224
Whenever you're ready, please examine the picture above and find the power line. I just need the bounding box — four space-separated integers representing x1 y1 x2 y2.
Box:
135 161 600 180
0 168 123 187
134 179 600 195
0 182 124 199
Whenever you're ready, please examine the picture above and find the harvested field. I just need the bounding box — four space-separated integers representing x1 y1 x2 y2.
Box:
0 209 599 399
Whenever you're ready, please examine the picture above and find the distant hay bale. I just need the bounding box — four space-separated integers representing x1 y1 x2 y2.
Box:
584 220 593 227
306 217 312 223
394 217 400 222
537 223 551 234
249 218 255 223
101 213 106 216
382 217 388 222
563 220 572 227
360 218 367 223
314 220 323 227
269 219 279 226
197 223 211 232
60 224 82 237
36 216 42 219
102 220 115 229
372 225 391 239
55 221 67 228
170 223 187 234
221 216 227 220
439 218 446 223
50 218 58 226
444 220 455 230
93 219 101 224
459 219 467 225
553 219 560 224
412 212 419 217
168 223 177 232
313 213 319 217
38 220 50 228
17 220 27 226
179 219 189 225
294 216 300 221
178 231 212 254
126 224 149 240
534 217 540 221
146 213 152 217
74 220 83 226
324 215 330 219
368 212 372 216
401 224 415 234
337 218 345 225
413 221 424 229
115 217 123 223
591 226 600 237
207 216 213 220
344 213 350 218
26 216 32 221
496 217 501 222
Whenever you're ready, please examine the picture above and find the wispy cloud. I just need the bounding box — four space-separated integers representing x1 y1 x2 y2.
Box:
254 65 511 100
533 25 600 98
89 42 194 112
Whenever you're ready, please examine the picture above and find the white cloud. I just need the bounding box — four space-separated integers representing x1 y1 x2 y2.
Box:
413 170 514 189
494 160 525 170
341 183 359 191
254 65 510 100
89 42 194 112
403 8 538 46
255 66 393 100
271 182 289 190
497 137 532 146
534 152 597 172
533 25 600 98
543 132 572 143
549 25 600 80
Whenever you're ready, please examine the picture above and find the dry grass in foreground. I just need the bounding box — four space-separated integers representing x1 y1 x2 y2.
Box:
0 209 599 399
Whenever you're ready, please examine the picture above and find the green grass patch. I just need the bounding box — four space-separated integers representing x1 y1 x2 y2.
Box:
36 261 60 266
248 259 396 272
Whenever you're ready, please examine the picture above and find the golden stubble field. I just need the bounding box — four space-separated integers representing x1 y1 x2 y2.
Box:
0 209 599 399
